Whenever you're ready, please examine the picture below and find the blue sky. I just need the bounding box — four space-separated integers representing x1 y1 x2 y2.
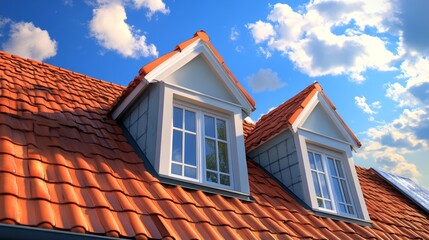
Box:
1 0 428 189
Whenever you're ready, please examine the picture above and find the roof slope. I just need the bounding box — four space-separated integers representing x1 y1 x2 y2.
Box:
245 82 361 151
1 51 429 239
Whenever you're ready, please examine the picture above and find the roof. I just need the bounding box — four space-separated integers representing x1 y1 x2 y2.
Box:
111 30 256 114
245 82 361 151
1 51 429 239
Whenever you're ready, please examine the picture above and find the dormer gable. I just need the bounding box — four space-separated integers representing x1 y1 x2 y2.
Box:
112 31 254 198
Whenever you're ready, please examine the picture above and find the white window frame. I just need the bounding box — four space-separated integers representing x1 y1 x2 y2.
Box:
170 102 234 189
294 129 371 221
307 145 357 218
156 83 250 195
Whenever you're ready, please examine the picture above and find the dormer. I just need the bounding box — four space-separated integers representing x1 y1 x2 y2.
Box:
247 83 371 222
111 31 255 198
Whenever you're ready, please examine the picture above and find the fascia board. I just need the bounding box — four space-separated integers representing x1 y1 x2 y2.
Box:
111 80 149 120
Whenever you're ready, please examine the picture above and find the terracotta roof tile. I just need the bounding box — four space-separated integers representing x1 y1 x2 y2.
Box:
1 50 429 239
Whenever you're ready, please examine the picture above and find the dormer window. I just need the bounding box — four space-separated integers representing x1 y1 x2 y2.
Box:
112 31 254 198
170 103 233 188
307 146 356 217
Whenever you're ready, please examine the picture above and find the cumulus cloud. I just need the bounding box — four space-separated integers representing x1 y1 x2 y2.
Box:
247 68 286 92
230 26 239 41
247 1 398 82
2 21 57 61
89 1 158 58
246 20 275 44
133 0 169 18
355 96 380 115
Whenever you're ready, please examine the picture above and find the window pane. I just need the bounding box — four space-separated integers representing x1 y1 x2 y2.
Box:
308 152 316 170
204 115 215 138
184 166 196 179
173 107 183 128
216 119 226 140
220 174 230 186
339 203 347 214
206 171 218 183
340 179 351 204
184 133 196 166
171 164 182 175
332 177 344 202
315 153 324 171
328 158 337 177
325 200 332 210
312 172 322 197
205 139 217 171
172 130 182 163
335 160 344 178
319 173 331 199
347 205 354 214
185 110 196 132
218 142 229 173
317 198 324 208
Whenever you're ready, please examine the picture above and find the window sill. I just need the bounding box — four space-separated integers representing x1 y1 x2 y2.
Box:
312 208 372 226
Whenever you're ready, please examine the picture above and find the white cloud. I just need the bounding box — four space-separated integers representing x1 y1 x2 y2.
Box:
355 96 380 115
247 2 398 82
247 68 286 92
230 26 239 41
2 22 57 61
246 20 275 44
89 1 158 58
133 0 169 18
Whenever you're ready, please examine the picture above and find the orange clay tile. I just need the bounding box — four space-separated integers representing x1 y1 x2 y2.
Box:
1 48 429 240
245 82 361 151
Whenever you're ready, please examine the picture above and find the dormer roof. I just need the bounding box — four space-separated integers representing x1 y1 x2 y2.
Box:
110 31 255 119
245 82 361 151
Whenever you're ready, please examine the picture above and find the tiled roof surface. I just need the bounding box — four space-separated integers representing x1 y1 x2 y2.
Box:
111 30 255 114
245 82 361 151
1 51 429 239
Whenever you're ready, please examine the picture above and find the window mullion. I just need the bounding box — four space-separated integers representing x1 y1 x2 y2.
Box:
323 154 336 211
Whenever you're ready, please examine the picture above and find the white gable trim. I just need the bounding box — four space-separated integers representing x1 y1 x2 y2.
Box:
111 80 149 120
144 39 254 115
291 92 359 150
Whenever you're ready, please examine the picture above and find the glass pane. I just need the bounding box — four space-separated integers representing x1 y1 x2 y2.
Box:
312 172 322 197
340 179 351 204
220 174 230 186
325 200 332 210
335 160 344 178
173 107 183 128
315 153 324 171
308 152 316 170
205 139 217 171
172 130 182 163
218 142 229 173
332 177 344 202
184 133 196 166
328 158 337 177
317 198 324 208
171 164 182 175
185 110 196 132
206 171 218 183
339 203 347 214
216 119 226 140
319 173 330 199
204 115 215 138
347 205 354 214
184 166 196 179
